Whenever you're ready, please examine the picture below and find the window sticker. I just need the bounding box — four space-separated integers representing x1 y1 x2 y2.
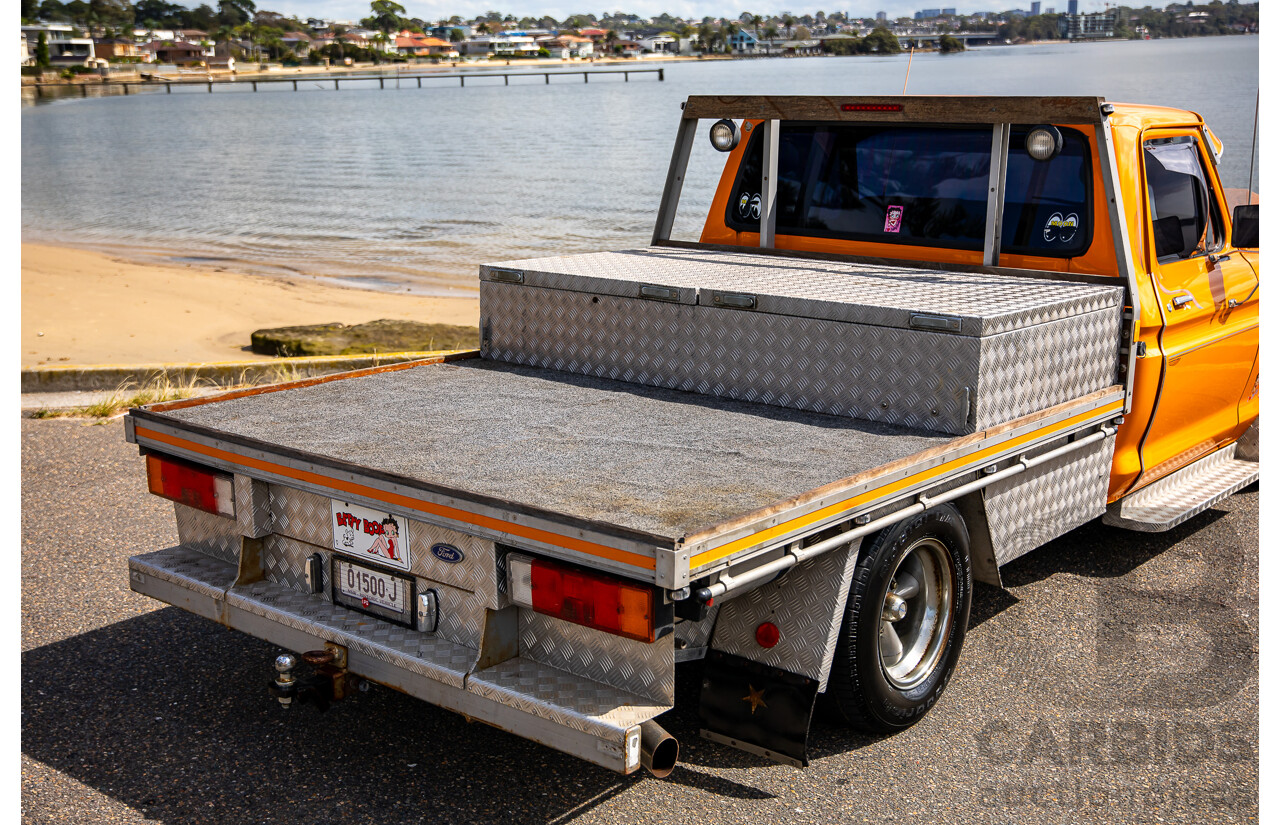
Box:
884 204 904 233
1043 212 1079 243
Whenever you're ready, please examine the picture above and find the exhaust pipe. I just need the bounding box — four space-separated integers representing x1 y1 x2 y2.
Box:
639 721 679 778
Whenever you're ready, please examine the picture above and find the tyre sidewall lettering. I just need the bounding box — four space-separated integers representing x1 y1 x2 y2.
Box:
832 504 973 733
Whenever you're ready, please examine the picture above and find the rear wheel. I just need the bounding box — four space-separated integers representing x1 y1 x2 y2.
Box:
827 504 971 733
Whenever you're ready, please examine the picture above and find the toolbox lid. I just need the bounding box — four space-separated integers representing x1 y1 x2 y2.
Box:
480 247 1124 338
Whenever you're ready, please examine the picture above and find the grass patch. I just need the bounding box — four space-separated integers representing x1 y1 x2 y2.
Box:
32 375 207 420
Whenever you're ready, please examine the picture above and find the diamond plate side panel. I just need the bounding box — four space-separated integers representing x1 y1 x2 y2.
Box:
235 474 272 538
269 485 333 548
974 306 1121 429
407 524 506 609
692 308 978 433
481 282 698 392
675 603 721 650
984 434 1115 565
174 504 240 565
467 657 670 740
263 534 330 596
225 579 477 688
709 540 861 691
128 545 238 601
423 580 486 650
518 610 675 705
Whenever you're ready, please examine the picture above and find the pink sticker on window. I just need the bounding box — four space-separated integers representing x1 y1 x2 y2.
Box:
884 205 904 233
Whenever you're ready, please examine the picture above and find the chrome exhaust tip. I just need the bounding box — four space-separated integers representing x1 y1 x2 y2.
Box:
639 721 679 778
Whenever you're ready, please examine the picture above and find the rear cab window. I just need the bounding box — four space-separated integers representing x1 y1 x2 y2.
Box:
725 122 1093 259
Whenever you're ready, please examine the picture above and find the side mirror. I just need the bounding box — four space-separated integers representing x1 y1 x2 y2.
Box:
1232 204 1259 249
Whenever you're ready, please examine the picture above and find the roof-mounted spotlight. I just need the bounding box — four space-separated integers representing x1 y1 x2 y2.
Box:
709 119 741 152
1026 125 1064 161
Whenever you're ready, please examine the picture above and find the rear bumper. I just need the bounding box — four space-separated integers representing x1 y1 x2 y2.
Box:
129 545 668 773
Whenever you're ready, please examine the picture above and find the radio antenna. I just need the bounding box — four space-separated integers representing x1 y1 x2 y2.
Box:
902 47 915 94
1246 90 1258 204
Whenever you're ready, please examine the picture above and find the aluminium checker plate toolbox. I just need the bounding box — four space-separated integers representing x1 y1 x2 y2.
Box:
479 247 1124 436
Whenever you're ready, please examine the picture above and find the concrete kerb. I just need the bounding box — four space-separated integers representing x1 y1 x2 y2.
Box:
21 351 454 394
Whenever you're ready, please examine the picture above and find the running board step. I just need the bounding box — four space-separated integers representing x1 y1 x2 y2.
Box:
1104 442 1258 532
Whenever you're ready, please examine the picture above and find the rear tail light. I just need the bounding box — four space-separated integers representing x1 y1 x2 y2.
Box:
507 554 671 643
146 454 235 517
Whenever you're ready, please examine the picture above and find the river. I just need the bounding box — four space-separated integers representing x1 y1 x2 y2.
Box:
21 36 1259 295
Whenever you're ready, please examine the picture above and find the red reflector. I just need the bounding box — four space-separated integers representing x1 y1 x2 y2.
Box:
146 454 235 517
756 622 780 648
841 103 903 112
529 558 656 642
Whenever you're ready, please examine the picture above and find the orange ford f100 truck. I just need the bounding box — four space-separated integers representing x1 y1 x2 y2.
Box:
124 96 1258 775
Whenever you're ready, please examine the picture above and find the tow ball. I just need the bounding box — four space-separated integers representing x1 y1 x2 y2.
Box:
267 643 364 712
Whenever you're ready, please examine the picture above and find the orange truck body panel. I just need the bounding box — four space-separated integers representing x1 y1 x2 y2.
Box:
697 103 1258 504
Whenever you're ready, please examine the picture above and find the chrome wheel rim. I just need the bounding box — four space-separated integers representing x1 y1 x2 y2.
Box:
879 537 954 690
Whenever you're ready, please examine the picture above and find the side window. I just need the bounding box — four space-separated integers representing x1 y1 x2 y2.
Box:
1144 136 1221 261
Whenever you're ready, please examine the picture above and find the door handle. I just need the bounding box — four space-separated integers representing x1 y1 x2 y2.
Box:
1171 294 1194 310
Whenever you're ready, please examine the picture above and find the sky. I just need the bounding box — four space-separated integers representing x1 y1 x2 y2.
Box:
265 0 1108 25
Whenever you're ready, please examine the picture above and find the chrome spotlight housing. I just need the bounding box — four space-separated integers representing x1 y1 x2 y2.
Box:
709 119 741 152
1026 125 1064 161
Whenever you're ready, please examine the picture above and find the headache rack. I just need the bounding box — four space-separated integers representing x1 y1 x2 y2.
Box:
650 94 1141 414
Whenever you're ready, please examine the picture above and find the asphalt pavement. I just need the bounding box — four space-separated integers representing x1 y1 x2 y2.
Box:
21 417 1259 824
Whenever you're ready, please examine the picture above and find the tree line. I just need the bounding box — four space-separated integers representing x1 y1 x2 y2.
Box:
21 0 1257 49
962 2 1258 40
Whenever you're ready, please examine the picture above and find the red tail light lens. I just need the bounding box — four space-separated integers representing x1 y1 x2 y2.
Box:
508 554 668 643
146 454 235 517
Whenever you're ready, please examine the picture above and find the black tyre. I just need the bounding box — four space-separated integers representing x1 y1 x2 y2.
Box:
827 504 971 733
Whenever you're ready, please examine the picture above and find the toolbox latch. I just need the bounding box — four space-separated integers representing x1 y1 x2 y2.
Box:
909 312 963 332
488 268 525 284
639 284 682 302
710 291 758 310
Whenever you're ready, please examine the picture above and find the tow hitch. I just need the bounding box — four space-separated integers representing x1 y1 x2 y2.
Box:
268 643 364 712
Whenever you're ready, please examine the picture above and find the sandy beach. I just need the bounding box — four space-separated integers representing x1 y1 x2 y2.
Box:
21 243 479 367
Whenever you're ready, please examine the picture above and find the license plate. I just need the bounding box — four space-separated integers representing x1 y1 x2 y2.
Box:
333 557 415 627
331 499 412 572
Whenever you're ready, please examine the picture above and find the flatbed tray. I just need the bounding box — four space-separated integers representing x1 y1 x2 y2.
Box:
143 358 952 542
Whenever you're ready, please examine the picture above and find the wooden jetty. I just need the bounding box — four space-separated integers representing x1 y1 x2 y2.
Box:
30 67 664 98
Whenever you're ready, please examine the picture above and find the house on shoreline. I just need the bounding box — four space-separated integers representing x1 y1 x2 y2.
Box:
21 24 95 66
395 32 460 58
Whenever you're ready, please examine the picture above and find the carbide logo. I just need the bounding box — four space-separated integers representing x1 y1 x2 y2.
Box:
431 543 465 564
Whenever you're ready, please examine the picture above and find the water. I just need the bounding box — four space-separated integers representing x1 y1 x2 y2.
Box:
22 37 1259 295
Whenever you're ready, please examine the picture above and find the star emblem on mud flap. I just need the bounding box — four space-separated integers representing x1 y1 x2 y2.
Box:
361 597 370 608
742 684 767 715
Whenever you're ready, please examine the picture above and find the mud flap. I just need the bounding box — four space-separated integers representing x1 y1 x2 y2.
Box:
698 649 819 767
